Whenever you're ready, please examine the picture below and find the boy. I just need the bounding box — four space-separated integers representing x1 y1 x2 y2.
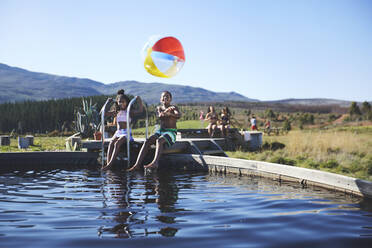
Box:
128 91 181 171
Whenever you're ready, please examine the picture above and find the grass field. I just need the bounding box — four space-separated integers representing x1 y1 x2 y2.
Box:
1 121 371 181
0 136 66 152
132 120 208 136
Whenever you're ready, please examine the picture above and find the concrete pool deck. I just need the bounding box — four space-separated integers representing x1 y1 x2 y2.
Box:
161 154 372 199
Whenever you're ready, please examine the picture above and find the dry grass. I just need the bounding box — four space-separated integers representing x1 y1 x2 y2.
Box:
266 130 371 161
228 126 372 181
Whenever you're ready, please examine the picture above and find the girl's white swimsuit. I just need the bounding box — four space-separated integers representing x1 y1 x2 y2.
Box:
113 110 133 140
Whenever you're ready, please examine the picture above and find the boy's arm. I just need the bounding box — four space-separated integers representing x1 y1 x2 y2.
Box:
164 105 181 119
157 106 166 118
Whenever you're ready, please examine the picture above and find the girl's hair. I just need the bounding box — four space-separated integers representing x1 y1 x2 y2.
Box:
223 106 231 116
208 106 215 113
115 89 130 110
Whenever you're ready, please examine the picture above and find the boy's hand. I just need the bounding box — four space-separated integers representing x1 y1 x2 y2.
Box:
164 106 176 113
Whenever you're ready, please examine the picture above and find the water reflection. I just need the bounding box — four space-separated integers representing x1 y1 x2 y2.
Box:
100 170 185 238
1 169 371 246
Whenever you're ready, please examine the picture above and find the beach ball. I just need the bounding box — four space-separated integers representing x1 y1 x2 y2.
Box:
142 36 185 78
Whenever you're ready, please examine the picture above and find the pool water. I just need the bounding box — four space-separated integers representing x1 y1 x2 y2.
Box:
0 169 371 248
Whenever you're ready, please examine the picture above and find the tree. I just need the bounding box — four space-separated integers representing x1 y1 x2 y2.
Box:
361 101 371 114
349 102 361 117
283 119 291 131
265 108 276 120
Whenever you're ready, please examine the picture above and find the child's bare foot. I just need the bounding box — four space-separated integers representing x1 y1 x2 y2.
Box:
127 164 140 172
143 161 158 169
101 164 111 170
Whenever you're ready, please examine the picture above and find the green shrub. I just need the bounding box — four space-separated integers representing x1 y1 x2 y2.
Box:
270 156 296 166
366 158 372 175
320 160 339 169
304 160 320 169
262 141 285 151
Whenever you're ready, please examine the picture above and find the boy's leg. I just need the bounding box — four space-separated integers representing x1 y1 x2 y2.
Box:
144 137 167 169
127 135 157 171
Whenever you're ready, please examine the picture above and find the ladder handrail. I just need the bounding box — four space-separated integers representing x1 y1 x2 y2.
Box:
126 97 148 167
100 98 113 166
100 97 148 167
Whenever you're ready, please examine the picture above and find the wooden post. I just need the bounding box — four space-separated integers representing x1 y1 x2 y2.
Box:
0 135 10 146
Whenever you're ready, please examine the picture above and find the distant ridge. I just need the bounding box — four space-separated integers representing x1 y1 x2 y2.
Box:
0 63 357 106
264 98 352 108
0 63 102 102
0 63 256 104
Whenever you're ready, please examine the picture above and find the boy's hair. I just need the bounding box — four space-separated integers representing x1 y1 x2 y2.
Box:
162 91 172 99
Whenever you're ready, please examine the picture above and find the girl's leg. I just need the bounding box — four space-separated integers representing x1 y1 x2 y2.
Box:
211 124 217 137
220 125 225 137
207 124 212 137
127 135 157 171
105 138 117 166
104 136 126 169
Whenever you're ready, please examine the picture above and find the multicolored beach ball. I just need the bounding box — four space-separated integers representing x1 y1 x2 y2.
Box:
142 36 185 78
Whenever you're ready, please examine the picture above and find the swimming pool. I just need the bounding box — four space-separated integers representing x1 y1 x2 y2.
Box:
0 169 371 247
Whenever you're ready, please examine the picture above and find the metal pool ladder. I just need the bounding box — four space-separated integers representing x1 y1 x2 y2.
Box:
100 97 148 167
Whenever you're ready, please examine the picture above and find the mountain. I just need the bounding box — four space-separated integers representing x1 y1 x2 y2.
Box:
96 81 256 104
0 63 102 103
264 98 352 107
0 63 256 104
0 63 358 106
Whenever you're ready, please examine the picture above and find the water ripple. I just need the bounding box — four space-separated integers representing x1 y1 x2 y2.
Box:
0 169 371 247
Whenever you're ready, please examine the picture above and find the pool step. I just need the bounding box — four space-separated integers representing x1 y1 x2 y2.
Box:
202 150 226 156
188 140 227 157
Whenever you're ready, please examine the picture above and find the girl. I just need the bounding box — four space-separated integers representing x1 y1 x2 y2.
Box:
219 106 231 137
102 89 143 170
205 106 219 137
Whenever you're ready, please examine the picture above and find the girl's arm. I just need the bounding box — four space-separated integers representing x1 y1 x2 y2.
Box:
129 96 144 117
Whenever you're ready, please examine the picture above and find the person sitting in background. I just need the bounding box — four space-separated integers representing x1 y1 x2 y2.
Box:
205 106 219 137
219 106 231 137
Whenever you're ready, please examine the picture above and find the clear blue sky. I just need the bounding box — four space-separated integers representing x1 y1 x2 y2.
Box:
1 0 371 101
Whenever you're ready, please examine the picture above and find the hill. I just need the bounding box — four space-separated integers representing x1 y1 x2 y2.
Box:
0 63 256 104
264 98 352 108
0 63 102 103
